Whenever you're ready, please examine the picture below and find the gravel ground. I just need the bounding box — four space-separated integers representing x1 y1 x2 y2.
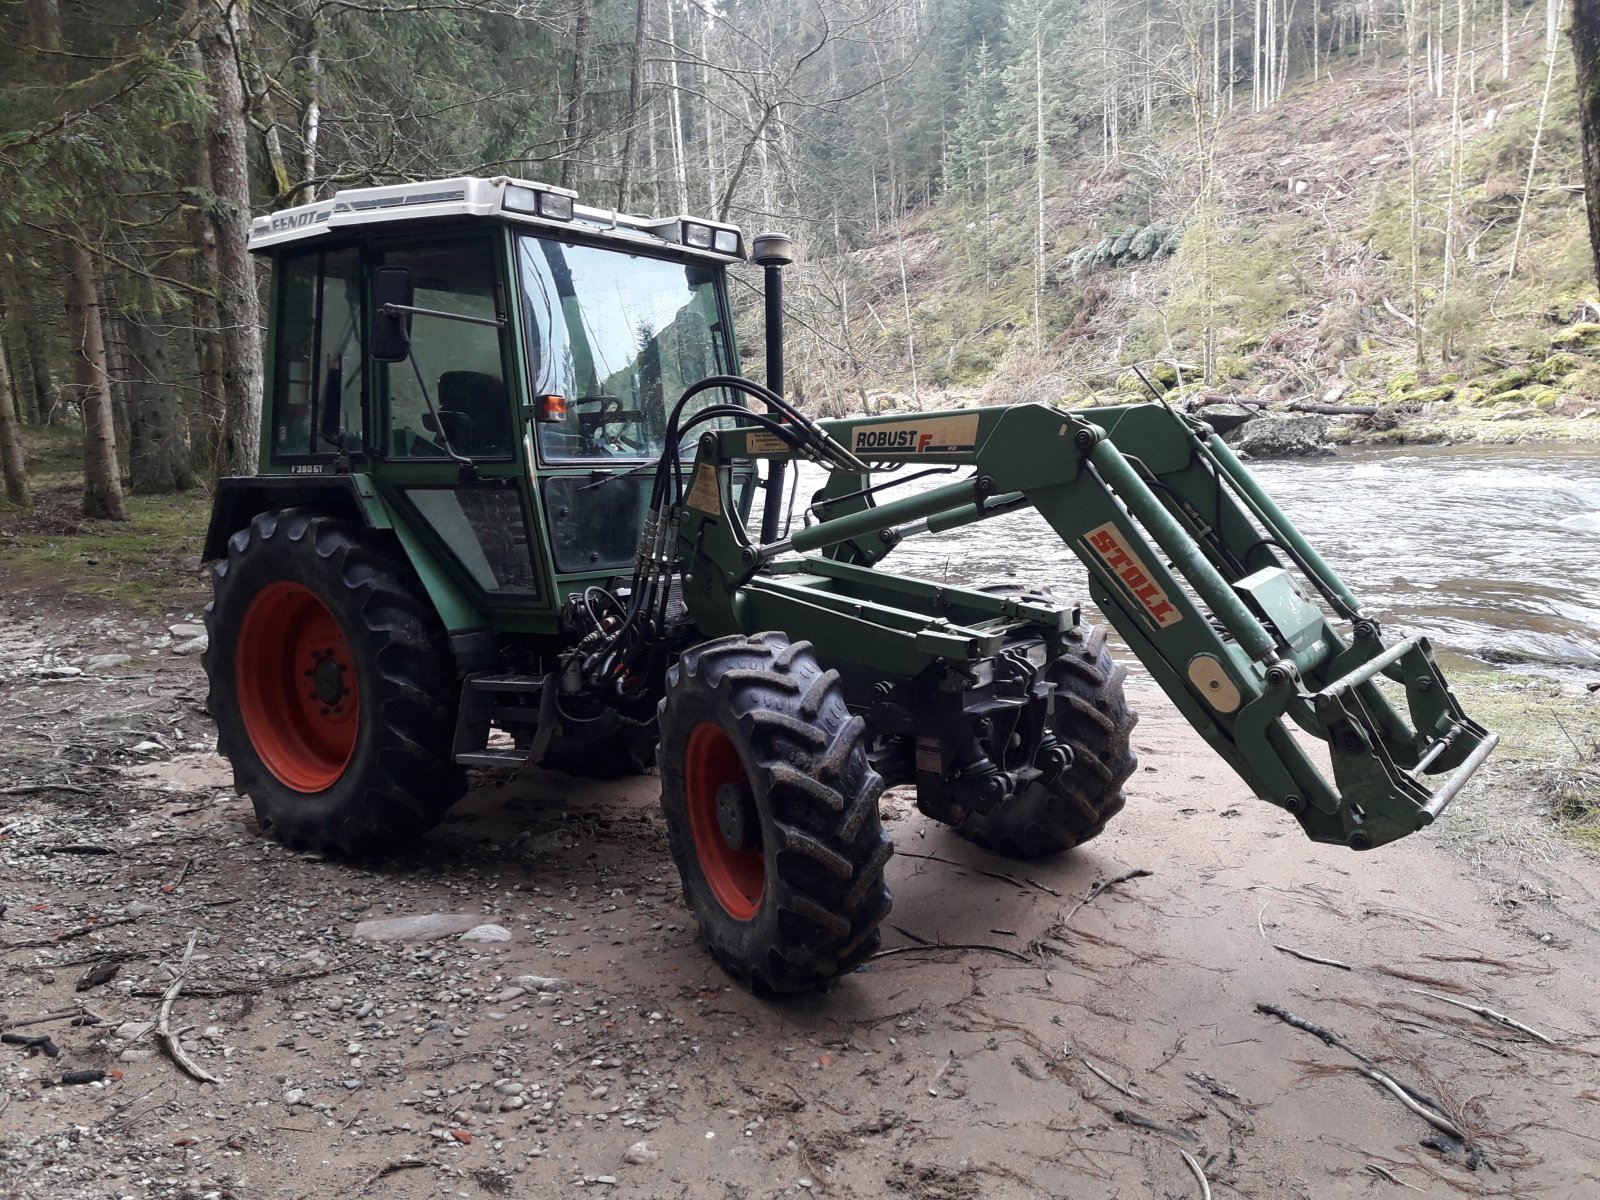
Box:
4 584 1600 1200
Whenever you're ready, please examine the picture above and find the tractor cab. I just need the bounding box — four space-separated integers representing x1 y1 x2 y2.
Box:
229 176 754 629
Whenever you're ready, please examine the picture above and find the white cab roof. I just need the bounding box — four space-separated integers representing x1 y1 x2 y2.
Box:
247 175 744 263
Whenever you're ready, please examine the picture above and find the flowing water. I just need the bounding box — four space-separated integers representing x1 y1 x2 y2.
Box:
785 443 1600 679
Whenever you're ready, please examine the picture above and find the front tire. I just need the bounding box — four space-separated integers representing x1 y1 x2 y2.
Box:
202 509 466 856
952 621 1138 858
658 633 893 994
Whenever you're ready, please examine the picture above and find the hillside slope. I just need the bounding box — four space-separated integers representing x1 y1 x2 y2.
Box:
839 23 1597 437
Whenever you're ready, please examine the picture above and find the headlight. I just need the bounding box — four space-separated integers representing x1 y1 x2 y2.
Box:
504 185 574 221
537 191 574 221
681 220 714 249
712 229 741 256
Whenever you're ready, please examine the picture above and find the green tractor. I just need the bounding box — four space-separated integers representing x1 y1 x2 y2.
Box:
202 176 1496 994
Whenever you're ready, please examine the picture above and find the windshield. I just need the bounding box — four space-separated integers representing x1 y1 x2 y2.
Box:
517 235 736 460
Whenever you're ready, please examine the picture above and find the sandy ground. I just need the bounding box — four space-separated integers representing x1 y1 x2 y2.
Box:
3 589 1599 1200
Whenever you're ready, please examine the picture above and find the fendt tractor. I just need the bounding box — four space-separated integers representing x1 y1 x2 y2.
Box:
201 175 1497 994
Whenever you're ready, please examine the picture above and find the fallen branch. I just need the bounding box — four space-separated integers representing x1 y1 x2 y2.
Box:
871 941 1032 965
1365 1163 1426 1191
1061 868 1154 928
1406 988 1556 1044
156 933 220 1085
358 1157 435 1191
1254 1003 1443 1110
0 1009 95 1032
1083 1058 1144 1100
1179 1149 1212 1200
1256 901 1352 970
1381 296 1418 329
894 850 1062 897
1270 944 1353 970
1362 1067 1465 1140
1284 402 1380 416
1 783 94 796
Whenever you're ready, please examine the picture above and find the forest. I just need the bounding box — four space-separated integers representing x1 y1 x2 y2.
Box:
0 0 1597 519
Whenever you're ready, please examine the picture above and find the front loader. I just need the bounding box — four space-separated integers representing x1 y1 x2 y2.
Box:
201 175 1496 994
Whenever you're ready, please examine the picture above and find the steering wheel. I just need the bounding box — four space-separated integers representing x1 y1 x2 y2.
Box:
576 395 648 453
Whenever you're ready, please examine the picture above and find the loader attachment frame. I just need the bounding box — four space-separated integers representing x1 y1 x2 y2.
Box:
674 401 1496 851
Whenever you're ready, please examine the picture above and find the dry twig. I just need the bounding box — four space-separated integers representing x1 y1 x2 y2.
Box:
1406 988 1556 1044
871 941 1032 965
1365 1163 1425 1190
895 849 1061 896
157 933 220 1085
1061 868 1153 928
1179 1149 1212 1199
1083 1058 1144 1100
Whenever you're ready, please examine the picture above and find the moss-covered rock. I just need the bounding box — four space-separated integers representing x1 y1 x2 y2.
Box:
1486 364 1537 395
1407 385 1456 405
1550 323 1600 351
1455 385 1486 407
1385 369 1418 401
1535 352 1585 384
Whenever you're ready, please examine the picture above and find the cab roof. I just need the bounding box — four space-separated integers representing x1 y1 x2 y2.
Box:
246 175 746 263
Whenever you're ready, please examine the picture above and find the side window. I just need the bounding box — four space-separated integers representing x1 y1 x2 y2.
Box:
269 247 366 460
380 240 511 459
270 254 317 458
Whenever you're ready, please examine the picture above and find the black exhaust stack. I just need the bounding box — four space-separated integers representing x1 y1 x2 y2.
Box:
752 231 793 545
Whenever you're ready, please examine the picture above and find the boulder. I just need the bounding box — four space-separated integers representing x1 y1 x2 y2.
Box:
1229 413 1335 458
1549 322 1600 351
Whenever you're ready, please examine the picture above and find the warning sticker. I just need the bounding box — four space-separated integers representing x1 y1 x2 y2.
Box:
850 413 979 456
1082 521 1183 629
685 463 722 515
744 430 791 456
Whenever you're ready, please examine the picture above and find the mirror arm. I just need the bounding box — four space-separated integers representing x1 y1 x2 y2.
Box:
380 302 506 329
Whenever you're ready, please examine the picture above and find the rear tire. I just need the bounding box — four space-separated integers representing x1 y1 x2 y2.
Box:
952 621 1138 858
658 633 893 994
202 509 466 856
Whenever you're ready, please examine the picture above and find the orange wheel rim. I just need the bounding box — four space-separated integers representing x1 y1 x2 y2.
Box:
684 722 764 921
235 581 359 792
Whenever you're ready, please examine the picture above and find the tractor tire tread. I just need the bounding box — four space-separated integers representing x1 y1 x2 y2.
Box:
659 633 892 994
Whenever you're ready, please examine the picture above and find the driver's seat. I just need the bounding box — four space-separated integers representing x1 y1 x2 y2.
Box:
437 371 513 457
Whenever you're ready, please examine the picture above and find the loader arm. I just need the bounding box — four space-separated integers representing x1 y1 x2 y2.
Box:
673 401 1496 851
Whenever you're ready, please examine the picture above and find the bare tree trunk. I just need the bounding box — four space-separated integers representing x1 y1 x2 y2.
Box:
1405 0 1425 369
1510 3 1563 277
0 334 31 507
1575 0 1600 287
664 0 690 211
125 313 194 493
617 0 649 208
289 0 321 204
1033 17 1047 355
66 243 127 520
196 0 264 478
560 0 593 191
1497 0 1510 80
11 268 56 423
1443 0 1466 292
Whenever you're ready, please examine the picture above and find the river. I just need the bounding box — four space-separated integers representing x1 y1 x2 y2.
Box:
781 443 1600 679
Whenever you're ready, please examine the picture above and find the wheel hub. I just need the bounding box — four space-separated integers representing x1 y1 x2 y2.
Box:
715 780 758 850
311 652 349 708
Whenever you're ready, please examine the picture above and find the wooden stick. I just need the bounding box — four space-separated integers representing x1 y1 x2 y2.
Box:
1083 1059 1144 1101
157 933 220 1085
1061 868 1153 928
894 850 1062 897
1361 1067 1465 1140
1406 988 1556 1044
871 941 1032 965
1179 1149 1212 1200
1270 943 1353 970
1365 1163 1426 1191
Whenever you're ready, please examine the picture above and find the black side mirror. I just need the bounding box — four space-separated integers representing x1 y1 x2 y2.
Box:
371 266 414 363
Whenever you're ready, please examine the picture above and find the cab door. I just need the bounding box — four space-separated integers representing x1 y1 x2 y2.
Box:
371 232 548 611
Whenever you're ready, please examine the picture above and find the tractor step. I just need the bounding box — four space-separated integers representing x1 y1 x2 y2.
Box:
451 672 549 767
456 749 528 767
